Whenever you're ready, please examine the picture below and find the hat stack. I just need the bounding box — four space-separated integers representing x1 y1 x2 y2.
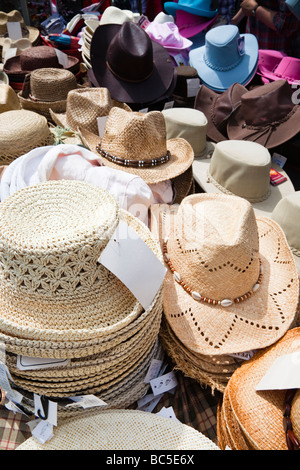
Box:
217 328 300 450
152 192 299 393
0 10 40 54
0 180 164 418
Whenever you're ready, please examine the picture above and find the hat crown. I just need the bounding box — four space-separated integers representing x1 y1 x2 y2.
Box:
274 56 300 81
101 107 168 162
20 46 60 71
167 193 260 300
0 84 20 112
204 25 245 71
272 191 300 254
30 68 77 102
99 5 134 25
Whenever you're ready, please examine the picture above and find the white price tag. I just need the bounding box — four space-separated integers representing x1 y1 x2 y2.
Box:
187 78 200 97
97 116 108 139
17 355 70 370
156 406 179 421
272 152 287 169
228 350 256 361
144 359 163 384
139 108 148 113
6 22 22 40
54 48 69 68
163 101 174 110
150 370 178 396
256 351 300 391
4 47 17 64
138 394 163 413
67 394 107 409
31 420 54 444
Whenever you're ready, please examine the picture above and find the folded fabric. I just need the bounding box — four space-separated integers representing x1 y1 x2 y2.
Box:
0 145 174 225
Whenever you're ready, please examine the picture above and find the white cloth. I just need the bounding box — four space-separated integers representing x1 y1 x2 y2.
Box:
0 144 173 225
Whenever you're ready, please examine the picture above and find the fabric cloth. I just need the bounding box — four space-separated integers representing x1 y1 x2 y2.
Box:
245 0 300 58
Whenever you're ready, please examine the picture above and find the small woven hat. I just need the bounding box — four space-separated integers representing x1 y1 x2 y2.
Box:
0 83 21 113
227 80 300 149
194 83 248 143
0 109 54 165
162 192 299 356
192 140 295 217
0 10 40 47
16 408 220 450
79 106 194 185
50 87 131 135
18 68 79 121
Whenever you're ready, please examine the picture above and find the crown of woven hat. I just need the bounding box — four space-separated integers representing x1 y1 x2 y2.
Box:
167 193 260 301
0 10 26 36
29 68 78 102
0 84 20 113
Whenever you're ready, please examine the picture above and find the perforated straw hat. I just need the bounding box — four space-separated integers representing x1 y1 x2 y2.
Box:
161 193 299 356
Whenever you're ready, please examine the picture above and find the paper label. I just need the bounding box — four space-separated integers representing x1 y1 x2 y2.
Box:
99 219 166 310
150 370 178 396
0 361 22 403
228 350 256 361
237 36 245 56
272 152 287 169
156 406 179 421
5 400 28 416
97 116 108 139
137 15 150 30
163 101 174 110
31 420 54 444
144 359 163 384
256 351 300 391
138 394 163 413
34 394 57 426
4 47 17 64
17 355 70 371
6 22 23 40
173 54 186 66
139 107 148 113
187 78 200 97
54 48 69 68
67 394 107 409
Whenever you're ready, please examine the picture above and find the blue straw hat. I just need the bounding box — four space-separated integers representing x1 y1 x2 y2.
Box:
189 25 258 92
164 0 218 19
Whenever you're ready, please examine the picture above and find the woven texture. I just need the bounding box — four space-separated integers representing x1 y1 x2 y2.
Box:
29 68 78 102
16 409 220 450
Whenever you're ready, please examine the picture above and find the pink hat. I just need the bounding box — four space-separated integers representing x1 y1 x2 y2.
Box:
258 50 300 85
144 20 192 51
175 9 218 38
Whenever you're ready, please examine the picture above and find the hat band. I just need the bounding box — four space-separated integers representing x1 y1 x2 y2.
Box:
106 60 154 83
203 53 243 72
96 144 171 168
163 238 263 308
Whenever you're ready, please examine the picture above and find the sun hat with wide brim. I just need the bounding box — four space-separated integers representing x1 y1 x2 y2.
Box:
16 408 220 450
164 0 218 19
192 139 295 217
90 21 175 105
175 9 218 38
227 80 300 149
79 106 194 185
161 192 299 357
0 10 40 47
189 25 258 93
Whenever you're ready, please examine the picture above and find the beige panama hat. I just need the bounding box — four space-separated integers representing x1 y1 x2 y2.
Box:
0 109 54 165
161 193 299 357
0 10 40 48
16 408 220 450
79 106 194 185
192 139 295 217
0 83 21 113
50 87 131 135
2 37 32 61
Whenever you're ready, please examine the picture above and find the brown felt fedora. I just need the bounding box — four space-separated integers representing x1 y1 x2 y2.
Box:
90 21 175 105
194 83 247 143
227 80 300 149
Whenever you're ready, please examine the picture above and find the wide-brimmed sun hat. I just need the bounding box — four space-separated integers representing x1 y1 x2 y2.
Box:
189 25 258 92
164 0 218 19
161 192 299 356
0 10 40 47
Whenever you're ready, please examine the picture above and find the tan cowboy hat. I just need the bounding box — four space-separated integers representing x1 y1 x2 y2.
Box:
0 10 40 47
79 106 194 185
192 139 295 217
161 193 299 357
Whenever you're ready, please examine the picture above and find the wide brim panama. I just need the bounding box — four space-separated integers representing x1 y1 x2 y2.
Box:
0 26 40 48
161 195 299 356
192 157 295 217
90 23 175 105
79 127 195 185
164 1 218 18
189 33 258 92
16 408 220 450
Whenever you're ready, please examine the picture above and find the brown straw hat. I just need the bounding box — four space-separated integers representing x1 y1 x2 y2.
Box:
161 193 299 356
79 106 194 185
0 10 40 47
227 80 300 149
0 109 54 165
18 68 79 121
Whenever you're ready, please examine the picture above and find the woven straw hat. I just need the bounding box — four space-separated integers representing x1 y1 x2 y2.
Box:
18 68 79 121
0 10 40 47
192 139 295 217
16 408 220 450
2 37 32 61
0 109 54 165
0 84 21 113
0 180 163 349
79 106 194 185
50 87 131 135
161 193 299 356
217 327 300 450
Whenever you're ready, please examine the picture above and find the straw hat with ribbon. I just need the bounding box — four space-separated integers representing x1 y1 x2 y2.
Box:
0 10 40 48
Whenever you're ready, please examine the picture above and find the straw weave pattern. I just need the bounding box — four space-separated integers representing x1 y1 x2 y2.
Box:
30 68 77 102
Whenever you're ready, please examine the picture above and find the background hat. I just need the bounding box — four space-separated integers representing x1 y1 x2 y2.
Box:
257 49 287 84
90 21 175 105
79 106 194 185
189 25 258 92
164 0 218 18
0 83 21 113
162 193 299 356
171 65 200 107
99 5 135 25
194 83 247 143
1 37 32 62
285 0 300 20
258 53 300 85
192 139 295 217
175 8 218 38
0 10 40 47
144 20 193 52
153 12 175 23
227 80 300 148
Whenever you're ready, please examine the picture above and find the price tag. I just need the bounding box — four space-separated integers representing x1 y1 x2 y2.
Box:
256 351 300 391
31 420 54 444
54 48 69 68
144 359 163 384
150 370 178 396
67 394 107 409
17 355 70 370
97 116 108 139
6 22 22 40
187 78 200 97
156 406 179 421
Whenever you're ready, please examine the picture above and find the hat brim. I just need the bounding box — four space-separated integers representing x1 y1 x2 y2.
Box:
3 53 79 76
192 157 295 217
227 101 300 149
161 204 299 356
189 34 259 92
79 127 195 184
90 24 175 105
164 2 218 18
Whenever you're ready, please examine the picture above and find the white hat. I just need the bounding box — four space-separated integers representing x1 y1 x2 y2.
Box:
99 6 135 25
153 11 175 23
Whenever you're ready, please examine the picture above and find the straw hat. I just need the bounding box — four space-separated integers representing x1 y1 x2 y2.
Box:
0 109 54 165
0 83 21 113
16 408 220 450
0 10 40 47
161 193 299 356
79 106 194 185
192 139 295 217
50 87 131 135
217 327 300 450
18 68 79 121
98 5 135 25
1 37 32 62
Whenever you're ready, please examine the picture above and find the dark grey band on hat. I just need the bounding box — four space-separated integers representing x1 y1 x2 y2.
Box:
105 60 154 84
96 144 171 168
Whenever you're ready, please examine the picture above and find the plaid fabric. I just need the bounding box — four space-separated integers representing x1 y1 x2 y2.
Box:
0 408 31 450
246 0 300 58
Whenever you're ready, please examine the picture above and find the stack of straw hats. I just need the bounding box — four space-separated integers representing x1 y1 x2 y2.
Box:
152 192 299 393
0 180 164 418
217 327 300 450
